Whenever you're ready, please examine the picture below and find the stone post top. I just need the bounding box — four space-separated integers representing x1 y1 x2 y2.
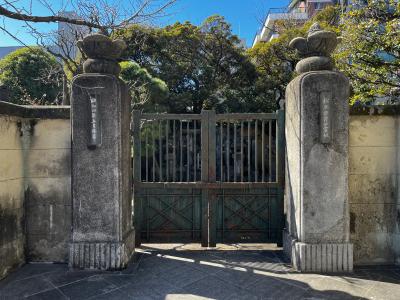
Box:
77 33 127 76
289 23 340 74
77 34 126 60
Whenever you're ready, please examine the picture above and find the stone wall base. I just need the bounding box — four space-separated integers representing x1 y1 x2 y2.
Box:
283 230 353 273
69 234 134 270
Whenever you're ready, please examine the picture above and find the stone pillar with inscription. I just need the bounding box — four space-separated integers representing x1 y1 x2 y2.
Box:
69 34 134 270
283 24 353 272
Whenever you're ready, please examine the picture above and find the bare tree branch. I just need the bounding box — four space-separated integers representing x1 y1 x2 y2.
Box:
0 3 106 30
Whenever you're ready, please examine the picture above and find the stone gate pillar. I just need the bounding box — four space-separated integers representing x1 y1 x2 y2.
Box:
283 24 353 272
69 34 134 270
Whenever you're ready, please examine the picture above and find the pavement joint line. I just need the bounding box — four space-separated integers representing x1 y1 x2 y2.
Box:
43 276 69 300
11 269 64 282
86 280 123 300
48 273 104 289
19 281 56 299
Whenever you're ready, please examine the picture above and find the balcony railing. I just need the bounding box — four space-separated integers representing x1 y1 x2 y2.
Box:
255 7 308 38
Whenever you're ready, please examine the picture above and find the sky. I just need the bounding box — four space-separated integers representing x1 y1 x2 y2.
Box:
0 0 289 48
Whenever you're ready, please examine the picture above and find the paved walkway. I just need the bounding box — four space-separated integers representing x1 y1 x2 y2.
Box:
1 244 400 299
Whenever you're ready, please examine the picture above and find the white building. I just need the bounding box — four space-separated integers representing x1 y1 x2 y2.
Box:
252 0 339 47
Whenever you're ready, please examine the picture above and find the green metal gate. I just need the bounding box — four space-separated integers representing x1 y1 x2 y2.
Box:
132 109 285 247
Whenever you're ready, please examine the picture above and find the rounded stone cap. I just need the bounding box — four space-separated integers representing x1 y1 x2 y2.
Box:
295 56 333 73
289 23 339 73
77 33 127 75
77 33 127 60
83 59 121 76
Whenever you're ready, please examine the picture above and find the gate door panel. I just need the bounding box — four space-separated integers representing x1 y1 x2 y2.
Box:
217 188 282 243
132 110 285 246
136 189 202 243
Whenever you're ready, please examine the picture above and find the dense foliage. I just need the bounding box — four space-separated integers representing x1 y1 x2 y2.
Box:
120 61 169 111
1 3 397 108
0 47 62 105
335 0 400 104
115 15 262 113
247 6 341 106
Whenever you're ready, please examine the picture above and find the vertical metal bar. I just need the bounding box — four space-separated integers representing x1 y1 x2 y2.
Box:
132 110 142 246
200 111 209 247
187 121 190 182
132 110 142 183
146 196 150 241
145 124 149 182
221 191 224 243
277 107 286 247
262 120 265 182
194 120 197 181
208 110 217 247
173 120 176 182
226 121 230 182
269 120 272 182
192 194 195 240
159 120 162 181
277 110 285 185
165 120 169 181
240 121 244 182
180 120 183 182
220 121 223 181
233 123 237 182
255 120 258 182
276 119 278 182
247 120 251 182
152 121 156 182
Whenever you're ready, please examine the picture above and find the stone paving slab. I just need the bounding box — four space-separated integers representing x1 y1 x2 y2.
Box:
1 245 400 299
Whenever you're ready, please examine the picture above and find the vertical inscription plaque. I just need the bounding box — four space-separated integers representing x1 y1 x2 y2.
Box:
320 91 332 144
88 93 100 148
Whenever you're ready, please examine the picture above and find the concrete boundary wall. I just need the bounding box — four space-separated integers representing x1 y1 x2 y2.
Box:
0 101 70 280
1 101 400 280
349 105 400 265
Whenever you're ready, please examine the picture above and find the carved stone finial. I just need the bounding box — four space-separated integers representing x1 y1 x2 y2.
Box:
289 23 339 73
77 33 127 75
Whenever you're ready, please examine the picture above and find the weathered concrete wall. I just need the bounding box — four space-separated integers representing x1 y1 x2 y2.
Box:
349 112 400 265
0 102 70 279
0 115 25 280
25 118 71 262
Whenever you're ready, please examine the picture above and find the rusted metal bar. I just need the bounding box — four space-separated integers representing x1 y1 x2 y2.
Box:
166 119 169 181
152 121 156 182
262 120 265 182
159 120 162 182
145 124 149 182
234 123 237 182
247 120 251 182
220 121 223 181
269 120 272 182
240 121 244 182
180 120 183 182
194 120 197 182
173 120 176 182
226 121 230 182
255 120 258 182
187 121 190 182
